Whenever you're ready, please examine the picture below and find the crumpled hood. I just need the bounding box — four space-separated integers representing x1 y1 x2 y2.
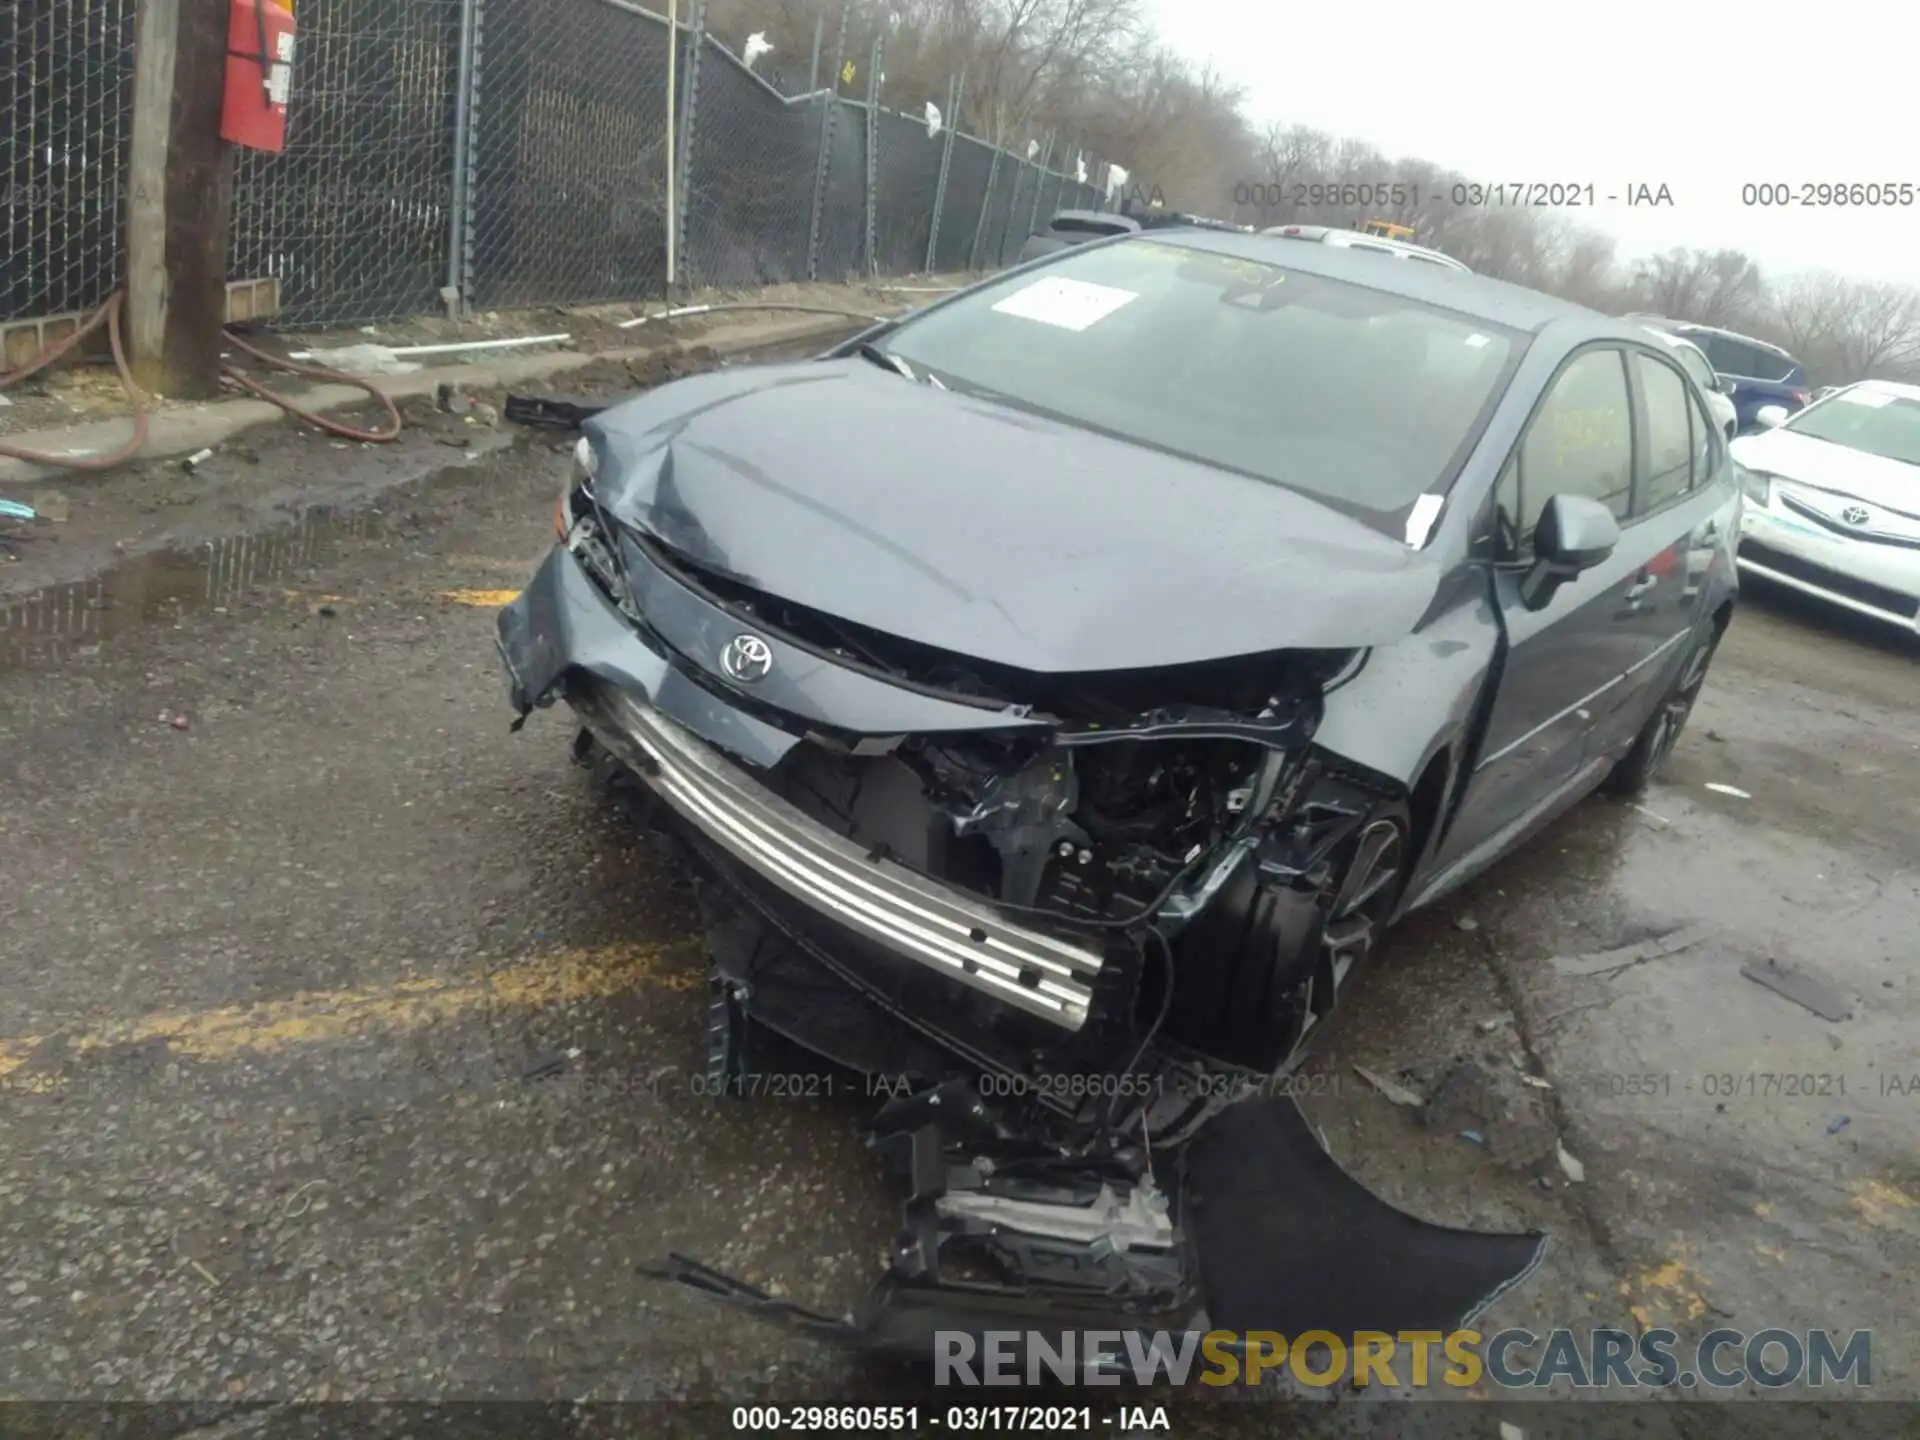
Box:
1732 427 1920 514
585 358 1442 673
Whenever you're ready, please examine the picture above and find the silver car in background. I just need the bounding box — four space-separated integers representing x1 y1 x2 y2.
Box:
1730 380 1920 632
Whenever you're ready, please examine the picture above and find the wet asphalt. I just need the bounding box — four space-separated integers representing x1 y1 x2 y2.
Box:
0 363 1915 1430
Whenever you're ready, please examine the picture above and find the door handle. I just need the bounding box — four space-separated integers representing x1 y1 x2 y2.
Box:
1625 573 1658 600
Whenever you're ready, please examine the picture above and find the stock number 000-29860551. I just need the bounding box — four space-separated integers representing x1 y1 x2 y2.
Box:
1742 182 1919 206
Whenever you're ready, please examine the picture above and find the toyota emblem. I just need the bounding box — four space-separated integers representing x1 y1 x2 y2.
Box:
1840 504 1872 527
719 633 774 684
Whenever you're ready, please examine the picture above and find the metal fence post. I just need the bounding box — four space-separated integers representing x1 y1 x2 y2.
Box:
923 71 961 275
1027 131 1055 236
444 0 483 317
675 0 708 289
967 147 999 272
804 0 851 281
807 14 823 95
863 32 881 276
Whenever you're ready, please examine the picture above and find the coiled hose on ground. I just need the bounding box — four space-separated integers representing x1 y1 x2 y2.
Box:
0 291 402 474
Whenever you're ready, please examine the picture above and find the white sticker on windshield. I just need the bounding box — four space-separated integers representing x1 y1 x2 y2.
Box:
991 277 1138 331
1838 387 1893 406
1463 333 1491 347
1404 492 1445 548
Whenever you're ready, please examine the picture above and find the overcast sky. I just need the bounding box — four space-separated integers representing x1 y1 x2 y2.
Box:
1144 0 1920 287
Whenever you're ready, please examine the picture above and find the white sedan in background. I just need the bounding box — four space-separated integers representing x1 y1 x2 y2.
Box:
1730 380 1920 632
1645 327 1739 440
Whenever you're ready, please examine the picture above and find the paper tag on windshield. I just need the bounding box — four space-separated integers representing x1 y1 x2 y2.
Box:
1838 388 1893 406
991 277 1138 331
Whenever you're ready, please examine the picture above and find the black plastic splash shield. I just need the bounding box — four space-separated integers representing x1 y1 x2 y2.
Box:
641 1089 1547 1369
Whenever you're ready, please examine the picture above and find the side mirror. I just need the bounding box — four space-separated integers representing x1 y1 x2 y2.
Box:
1716 375 1737 395
1519 493 1620 610
1753 404 1790 429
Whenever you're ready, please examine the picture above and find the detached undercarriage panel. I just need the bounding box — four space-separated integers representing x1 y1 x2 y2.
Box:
642 910 1547 1363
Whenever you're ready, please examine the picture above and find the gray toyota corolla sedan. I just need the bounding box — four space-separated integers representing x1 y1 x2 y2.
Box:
494 229 1740 1363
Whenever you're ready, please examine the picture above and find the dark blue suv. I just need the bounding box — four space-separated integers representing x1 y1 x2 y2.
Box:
1631 316 1809 431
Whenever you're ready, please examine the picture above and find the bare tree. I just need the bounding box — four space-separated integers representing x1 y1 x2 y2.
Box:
1631 247 1766 326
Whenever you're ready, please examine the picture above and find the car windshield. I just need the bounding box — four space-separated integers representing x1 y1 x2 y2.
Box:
1783 389 1920 468
876 237 1522 531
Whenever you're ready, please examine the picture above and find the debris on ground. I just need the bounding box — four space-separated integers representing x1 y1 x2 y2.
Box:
1740 957 1853 1022
169 715 190 732
1456 914 1480 932
1460 1129 1486 1146
436 382 474 417
298 344 422 376
1424 1057 1560 1170
183 448 215 471
1500 1420 1527 1440
1828 1115 1852 1136
1556 1143 1586 1183
1705 782 1752 799
1 498 36 521
1352 1063 1426 1108
1551 923 1714 978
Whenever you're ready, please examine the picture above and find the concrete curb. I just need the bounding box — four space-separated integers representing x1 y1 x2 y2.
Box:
0 309 888 489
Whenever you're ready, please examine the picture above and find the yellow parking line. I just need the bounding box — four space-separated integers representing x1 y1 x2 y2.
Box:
440 588 521 607
1849 1177 1916 1227
0 938 700 1077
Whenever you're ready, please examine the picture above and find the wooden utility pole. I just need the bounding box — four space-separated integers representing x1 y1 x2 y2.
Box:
126 0 236 399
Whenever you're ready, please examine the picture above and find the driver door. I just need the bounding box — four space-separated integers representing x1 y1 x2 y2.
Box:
1437 346 1670 868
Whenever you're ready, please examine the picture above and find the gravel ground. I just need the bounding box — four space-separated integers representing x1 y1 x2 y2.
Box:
0 349 1913 1435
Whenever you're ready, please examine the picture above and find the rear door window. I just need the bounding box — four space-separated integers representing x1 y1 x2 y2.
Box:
1634 352 1694 511
1687 387 1717 484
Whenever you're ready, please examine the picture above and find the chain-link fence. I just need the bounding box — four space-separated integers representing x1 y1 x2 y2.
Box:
5 0 1118 332
2 0 137 324
462 0 677 310
228 0 465 327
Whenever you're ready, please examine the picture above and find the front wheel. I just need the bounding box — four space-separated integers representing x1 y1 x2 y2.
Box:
1171 797 1413 1075
1605 624 1722 797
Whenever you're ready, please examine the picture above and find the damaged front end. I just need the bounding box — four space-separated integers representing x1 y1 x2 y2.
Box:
496 401 1546 1366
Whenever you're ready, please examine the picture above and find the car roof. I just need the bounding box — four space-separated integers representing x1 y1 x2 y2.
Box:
1645 327 1708 355
1141 228 1615 336
1832 378 1920 402
1260 223 1467 268
1629 314 1797 360
1049 209 1138 230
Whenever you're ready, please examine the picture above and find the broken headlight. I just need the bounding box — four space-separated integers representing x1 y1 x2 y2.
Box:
1738 465 1774 506
556 436 600 540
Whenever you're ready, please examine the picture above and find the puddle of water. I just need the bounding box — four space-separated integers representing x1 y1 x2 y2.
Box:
0 503 385 671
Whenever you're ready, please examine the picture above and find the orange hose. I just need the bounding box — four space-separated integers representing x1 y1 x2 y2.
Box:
218 328 403 443
0 291 154 470
0 293 406 474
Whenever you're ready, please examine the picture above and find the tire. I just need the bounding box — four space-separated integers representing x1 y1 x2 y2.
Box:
1605 624 1721 797
1171 797 1413 1074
